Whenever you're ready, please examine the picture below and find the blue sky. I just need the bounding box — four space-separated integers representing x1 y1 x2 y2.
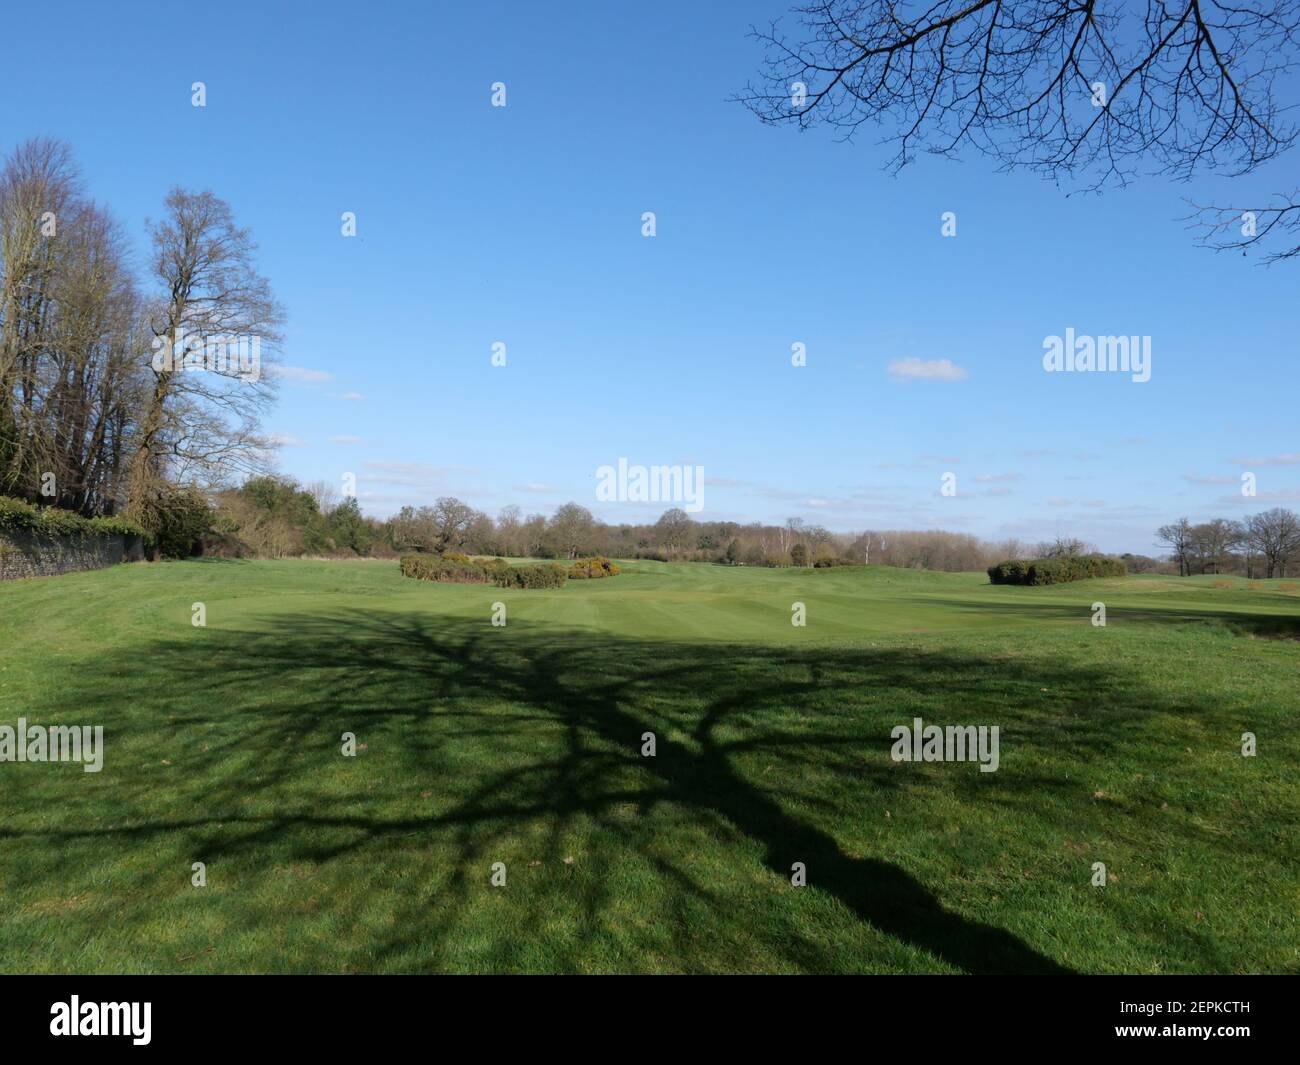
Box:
3 0 1297 552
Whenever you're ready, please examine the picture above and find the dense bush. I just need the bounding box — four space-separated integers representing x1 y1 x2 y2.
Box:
569 556 621 579
399 555 490 584
989 554 1126 586
492 562 569 589
790 543 809 567
477 557 511 578
987 559 1030 584
442 551 472 564
812 557 860 568
401 555 568 589
150 486 213 558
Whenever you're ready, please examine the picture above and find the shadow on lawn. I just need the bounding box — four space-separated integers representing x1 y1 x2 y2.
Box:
18 607 1226 973
911 593 1300 638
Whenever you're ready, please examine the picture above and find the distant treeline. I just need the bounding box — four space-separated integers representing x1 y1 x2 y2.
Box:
1155 512 1300 579
165 476 1111 572
188 477 1055 569
10 473 1298 581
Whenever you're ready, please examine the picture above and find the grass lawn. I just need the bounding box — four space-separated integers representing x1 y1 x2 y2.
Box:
0 558 1297 973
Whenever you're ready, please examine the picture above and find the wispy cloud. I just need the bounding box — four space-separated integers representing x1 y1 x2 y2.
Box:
362 460 459 488
270 365 332 383
340 391 364 401
1219 488 1300 504
330 435 361 445
887 357 968 382
1229 453 1300 466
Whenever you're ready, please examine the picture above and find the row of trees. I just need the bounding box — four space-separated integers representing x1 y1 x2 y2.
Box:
182 479 1300 582
0 137 281 535
1157 510 1300 578
202 480 1088 573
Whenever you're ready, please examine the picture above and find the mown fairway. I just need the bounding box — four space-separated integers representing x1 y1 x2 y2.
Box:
1 559 1297 973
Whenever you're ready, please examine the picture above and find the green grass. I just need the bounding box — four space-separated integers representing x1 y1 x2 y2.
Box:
1 558 1297 973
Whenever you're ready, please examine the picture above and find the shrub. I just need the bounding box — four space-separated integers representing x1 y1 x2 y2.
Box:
401 555 572 589
492 563 568 589
790 543 809 567
990 554 1126 586
813 557 860 568
150 486 213 558
478 557 511 578
442 551 472 564
0 495 148 542
988 559 1030 585
569 556 620 579
399 555 490 584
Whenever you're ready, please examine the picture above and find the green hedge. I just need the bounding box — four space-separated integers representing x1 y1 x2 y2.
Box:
989 554 1126 586
401 555 568 589
399 555 490 584
0 495 147 541
493 562 568 589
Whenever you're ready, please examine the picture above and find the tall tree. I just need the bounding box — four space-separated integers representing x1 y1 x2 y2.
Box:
127 189 283 529
549 502 595 559
655 507 692 556
0 139 142 514
1156 518 1195 576
1189 519 1242 574
1244 507 1300 577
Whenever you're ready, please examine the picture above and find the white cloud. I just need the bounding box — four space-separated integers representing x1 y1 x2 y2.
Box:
1229 453 1300 466
270 365 332 383
514 482 555 493
975 472 1022 483
362 460 458 488
887 357 968 382
267 433 307 447
340 391 364 401
330 435 361 445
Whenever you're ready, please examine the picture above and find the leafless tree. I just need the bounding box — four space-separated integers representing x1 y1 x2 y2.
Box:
127 188 284 528
305 480 339 514
1188 518 1242 573
0 139 144 514
655 507 693 556
1156 517 1195 575
739 1 1300 258
1036 535 1095 557
1244 507 1300 576
389 496 477 555
495 503 523 556
548 502 596 559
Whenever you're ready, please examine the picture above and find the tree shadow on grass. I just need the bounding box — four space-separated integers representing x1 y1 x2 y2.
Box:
6 606 1255 972
910 594 1300 638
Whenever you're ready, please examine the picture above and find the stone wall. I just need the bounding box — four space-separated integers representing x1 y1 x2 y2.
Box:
0 528 145 581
